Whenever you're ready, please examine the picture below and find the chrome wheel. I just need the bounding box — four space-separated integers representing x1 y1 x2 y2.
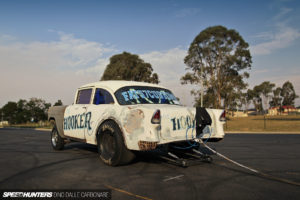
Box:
51 125 64 150
51 129 58 147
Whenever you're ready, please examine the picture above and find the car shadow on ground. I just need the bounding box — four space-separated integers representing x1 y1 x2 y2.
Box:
62 142 214 167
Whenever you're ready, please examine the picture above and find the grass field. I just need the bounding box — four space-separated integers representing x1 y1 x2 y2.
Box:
1 115 300 133
2 122 52 129
224 115 300 132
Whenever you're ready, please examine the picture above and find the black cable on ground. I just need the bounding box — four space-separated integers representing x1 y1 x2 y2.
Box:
198 139 300 187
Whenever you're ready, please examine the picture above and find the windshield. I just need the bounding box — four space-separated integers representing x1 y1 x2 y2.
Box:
115 86 180 105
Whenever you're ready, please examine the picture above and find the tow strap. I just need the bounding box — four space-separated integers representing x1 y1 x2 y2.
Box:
197 139 300 187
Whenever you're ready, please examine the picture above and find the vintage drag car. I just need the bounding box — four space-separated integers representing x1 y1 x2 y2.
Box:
48 81 225 166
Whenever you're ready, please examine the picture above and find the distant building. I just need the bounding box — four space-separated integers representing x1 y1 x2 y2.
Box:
227 110 248 117
247 108 257 116
268 106 298 115
0 121 9 127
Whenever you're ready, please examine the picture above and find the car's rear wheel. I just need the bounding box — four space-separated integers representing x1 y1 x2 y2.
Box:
97 121 135 166
51 125 64 150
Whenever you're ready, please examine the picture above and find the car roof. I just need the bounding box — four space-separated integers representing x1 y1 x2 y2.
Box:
79 80 168 93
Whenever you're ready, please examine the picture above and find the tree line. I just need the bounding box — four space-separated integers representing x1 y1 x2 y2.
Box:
1 25 298 124
0 99 63 124
100 25 298 112
241 81 298 113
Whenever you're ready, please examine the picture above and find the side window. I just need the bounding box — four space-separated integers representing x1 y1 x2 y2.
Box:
93 88 114 105
76 89 93 104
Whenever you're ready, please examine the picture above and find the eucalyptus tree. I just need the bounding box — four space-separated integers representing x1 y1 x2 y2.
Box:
269 87 282 107
259 81 275 110
101 52 159 84
281 81 298 106
181 25 252 108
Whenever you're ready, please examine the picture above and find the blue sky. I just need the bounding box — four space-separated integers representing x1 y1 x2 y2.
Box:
0 0 300 107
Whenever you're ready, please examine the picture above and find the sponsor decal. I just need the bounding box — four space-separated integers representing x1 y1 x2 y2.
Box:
170 115 195 131
121 89 176 102
64 112 92 130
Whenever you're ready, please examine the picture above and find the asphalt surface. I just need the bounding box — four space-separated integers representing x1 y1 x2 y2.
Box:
0 128 300 200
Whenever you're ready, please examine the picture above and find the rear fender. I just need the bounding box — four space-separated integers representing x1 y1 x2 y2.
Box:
48 106 68 138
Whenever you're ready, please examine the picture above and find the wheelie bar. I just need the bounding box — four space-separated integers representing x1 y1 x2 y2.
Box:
159 145 214 167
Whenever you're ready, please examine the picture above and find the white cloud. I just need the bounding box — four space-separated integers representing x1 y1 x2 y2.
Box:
252 31 274 41
54 32 115 67
0 32 197 107
273 7 292 20
250 25 300 55
0 32 116 106
75 58 110 77
141 48 186 83
141 48 197 106
77 46 196 106
1 30 298 108
0 34 16 41
251 6 300 56
0 32 115 70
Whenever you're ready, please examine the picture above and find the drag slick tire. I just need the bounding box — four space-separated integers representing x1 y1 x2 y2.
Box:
51 125 64 150
97 121 135 166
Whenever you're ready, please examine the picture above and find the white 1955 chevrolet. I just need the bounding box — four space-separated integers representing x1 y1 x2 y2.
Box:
48 81 225 166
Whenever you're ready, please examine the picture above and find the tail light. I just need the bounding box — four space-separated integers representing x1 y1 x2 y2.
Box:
151 110 161 124
219 111 226 122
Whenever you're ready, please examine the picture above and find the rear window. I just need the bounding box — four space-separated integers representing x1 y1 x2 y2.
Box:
93 88 114 105
76 89 93 104
115 86 180 105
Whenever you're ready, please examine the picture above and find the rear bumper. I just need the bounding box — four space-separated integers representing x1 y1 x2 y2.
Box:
136 135 224 151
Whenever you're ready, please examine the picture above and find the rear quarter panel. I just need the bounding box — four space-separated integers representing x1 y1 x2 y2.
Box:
201 109 225 139
48 106 68 138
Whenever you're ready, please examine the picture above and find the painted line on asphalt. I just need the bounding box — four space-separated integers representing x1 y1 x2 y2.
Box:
104 184 152 200
163 175 184 182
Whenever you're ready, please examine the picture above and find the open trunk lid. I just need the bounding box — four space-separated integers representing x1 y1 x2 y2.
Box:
159 106 225 143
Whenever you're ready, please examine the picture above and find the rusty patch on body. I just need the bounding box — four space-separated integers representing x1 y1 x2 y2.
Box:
138 141 157 151
124 109 144 134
